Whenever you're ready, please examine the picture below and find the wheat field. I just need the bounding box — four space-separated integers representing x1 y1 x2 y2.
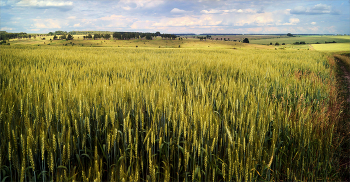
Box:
0 45 341 181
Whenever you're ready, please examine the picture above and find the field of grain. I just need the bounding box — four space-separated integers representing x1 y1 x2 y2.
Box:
0 44 342 181
250 35 350 45
312 43 350 52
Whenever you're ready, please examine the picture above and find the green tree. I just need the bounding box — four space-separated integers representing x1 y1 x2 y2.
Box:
113 32 121 39
60 34 67 40
53 35 58 40
146 34 152 40
243 38 249 43
104 34 111 39
67 34 73 40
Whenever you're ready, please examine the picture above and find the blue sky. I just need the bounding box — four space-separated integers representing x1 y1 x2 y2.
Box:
0 0 349 34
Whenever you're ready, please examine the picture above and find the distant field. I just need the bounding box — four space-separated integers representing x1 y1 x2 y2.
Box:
311 43 350 52
250 36 350 45
8 35 274 50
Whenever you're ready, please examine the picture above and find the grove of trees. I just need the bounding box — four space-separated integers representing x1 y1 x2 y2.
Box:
0 32 29 40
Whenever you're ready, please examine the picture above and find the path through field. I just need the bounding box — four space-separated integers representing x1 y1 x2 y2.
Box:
334 54 350 181
335 55 350 103
340 63 350 103
309 44 315 50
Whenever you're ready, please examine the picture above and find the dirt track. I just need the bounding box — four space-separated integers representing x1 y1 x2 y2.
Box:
334 54 350 181
339 62 350 103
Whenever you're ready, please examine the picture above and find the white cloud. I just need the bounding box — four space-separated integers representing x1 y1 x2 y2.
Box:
16 0 73 7
201 8 257 14
326 26 336 33
100 15 136 28
170 8 187 14
0 27 13 31
100 15 125 21
73 23 81 27
282 18 300 25
290 3 334 14
33 19 61 28
0 1 9 6
153 15 222 27
311 22 316 25
200 9 222 14
67 16 76 19
308 27 318 31
285 9 291 15
123 6 131 10
130 20 154 29
116 0 164 10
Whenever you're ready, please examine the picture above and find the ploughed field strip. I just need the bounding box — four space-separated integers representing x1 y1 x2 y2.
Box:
0 46 341 181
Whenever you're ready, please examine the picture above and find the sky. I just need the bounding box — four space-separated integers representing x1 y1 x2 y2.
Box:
0 0 349 34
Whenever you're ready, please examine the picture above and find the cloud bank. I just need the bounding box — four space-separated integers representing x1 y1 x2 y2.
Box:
0 0 348 34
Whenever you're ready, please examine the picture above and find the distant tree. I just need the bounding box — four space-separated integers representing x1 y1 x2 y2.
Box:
60 34 66 40
87 34 93 39
243 38 249 43
145 34 152 40
104 34 111 39
67 34 73 40
155 31 161 36
282 43 285 45
300 41 305 44
113 32 121 39
94 34 101 39
275 42 279 46
287 33 293 37
29 35 32 38
55 31 67 35
53 35 58 40
48 32 54 36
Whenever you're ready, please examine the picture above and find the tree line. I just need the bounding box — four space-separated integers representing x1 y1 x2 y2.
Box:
1 31 179 41
0 32 31 40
